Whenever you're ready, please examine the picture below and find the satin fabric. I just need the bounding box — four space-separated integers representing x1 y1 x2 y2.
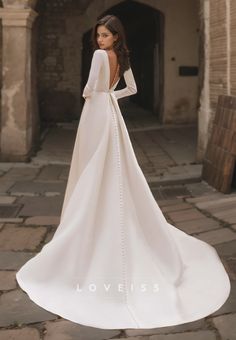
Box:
16 49 231 329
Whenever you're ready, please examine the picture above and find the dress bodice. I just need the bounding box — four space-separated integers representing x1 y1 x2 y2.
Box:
82 49 137 100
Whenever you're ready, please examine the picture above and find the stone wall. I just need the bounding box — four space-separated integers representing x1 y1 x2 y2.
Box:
0 19 2 122
209 0 228 136
200 0 236 154
35 0 83 121
0 1 2 142
198 0 236 160
230 1 236 97
152 0 200 124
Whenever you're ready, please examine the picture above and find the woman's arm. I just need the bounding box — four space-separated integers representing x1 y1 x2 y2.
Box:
113 67 137 100
82 50 104 99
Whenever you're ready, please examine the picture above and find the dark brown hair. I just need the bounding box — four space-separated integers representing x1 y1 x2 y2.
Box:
91 14 130 77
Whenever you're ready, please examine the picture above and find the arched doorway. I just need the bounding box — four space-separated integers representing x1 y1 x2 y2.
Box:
82 1 164 121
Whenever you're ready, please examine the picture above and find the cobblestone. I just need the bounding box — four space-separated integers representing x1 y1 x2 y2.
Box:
166 209 206 223
2 167 40 181
161 202 193 213
36 164 68 181
125 319 205 337
25 216 60 225
0 218 24 223
148 331 217 340
43 319 121 340
212 313 236 340
9 180 66 195
0 225 47 251
195 228 236 245
0 289 57 327
18 196 63 217
211 280 236 315
0 251 37 270
0 327 40 340
0 179 15 194
0 270 17 290
175 217 221 234
0 196 16 204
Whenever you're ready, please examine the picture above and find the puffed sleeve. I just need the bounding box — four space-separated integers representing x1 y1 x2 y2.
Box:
82 50 104 99
113 66 137 100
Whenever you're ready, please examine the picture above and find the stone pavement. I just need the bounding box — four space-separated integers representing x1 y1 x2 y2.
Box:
0 122 235 339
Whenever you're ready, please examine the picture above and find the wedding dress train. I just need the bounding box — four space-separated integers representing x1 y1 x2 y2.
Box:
16 49 231 329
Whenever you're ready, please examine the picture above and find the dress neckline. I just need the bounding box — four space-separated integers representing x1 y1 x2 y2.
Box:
104 50 120 90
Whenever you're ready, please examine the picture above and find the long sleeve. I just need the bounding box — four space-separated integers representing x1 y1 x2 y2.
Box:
113 66 137 100
82 50 104 99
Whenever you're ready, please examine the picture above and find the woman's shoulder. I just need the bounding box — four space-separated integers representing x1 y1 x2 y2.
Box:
93 49 107 56
92 49 107 63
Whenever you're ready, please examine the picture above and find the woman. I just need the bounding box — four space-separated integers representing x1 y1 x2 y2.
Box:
16 14 230 329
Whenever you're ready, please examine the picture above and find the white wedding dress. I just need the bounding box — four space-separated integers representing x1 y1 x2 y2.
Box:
16 49 231 329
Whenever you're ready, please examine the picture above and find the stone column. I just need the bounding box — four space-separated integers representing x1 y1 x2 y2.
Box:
0 2 39 161
197 0 210 161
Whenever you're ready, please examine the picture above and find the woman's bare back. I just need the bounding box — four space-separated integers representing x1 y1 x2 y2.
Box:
106 50 120 89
